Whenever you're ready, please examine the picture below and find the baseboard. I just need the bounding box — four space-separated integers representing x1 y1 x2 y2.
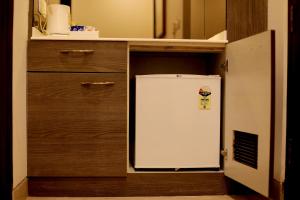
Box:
28 173 228 197
270 179 284 200
13 178 28 200
26 175 283 198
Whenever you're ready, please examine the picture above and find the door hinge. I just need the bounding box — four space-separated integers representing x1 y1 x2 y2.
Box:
221 149 228 160
220 60 228 72
290 4 294 33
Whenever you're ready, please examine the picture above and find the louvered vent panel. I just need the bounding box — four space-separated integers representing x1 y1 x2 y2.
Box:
233 131 258 169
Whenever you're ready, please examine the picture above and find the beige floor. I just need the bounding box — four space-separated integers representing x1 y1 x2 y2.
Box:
27 196 256 200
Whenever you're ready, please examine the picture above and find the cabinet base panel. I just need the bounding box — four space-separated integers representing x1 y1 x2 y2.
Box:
28 173 228 197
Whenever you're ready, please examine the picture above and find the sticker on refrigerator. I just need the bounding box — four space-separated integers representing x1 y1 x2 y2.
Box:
199 87 211 110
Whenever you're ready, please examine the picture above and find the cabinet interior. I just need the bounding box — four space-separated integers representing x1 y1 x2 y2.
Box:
128 50 226 173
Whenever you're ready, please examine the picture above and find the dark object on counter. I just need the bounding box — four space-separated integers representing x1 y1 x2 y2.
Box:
70 26 85 31
61 0 71 6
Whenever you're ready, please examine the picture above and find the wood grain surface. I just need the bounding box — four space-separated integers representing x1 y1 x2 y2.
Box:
28 173 228 197
129 52 213 79
130 45 225 53
25 196 267 200
28 41 127 72
27 72 127 177
227 0 268 42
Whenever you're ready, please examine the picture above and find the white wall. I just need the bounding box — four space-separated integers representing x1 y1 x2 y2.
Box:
190 0 205 39
268 0 288 183
72 0 153 38
165 0 183 38
204 0 226 39
50 0 60 3
13 0 28 188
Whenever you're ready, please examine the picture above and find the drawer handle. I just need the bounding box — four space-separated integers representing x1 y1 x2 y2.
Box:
81 82 115 86
60 50 95 54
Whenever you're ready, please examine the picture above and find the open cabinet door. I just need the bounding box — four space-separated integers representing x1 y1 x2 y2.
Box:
224 31 275 197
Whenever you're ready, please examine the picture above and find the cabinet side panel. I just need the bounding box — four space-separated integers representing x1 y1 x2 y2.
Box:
227 0 268 42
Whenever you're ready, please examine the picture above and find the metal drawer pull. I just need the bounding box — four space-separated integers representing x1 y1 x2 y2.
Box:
60 50 95 54
81 82 115 86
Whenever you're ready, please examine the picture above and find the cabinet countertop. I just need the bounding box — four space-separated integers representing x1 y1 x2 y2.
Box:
31 35 227 43
30 37 227 53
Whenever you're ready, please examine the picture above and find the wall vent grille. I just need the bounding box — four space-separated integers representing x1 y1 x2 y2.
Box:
233 131 258 169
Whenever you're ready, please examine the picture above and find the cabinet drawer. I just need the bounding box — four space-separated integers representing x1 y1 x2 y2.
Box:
28 72 127 177
28 41 127 72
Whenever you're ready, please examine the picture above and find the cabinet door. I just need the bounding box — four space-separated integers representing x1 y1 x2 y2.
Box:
28 73 127 177
224 31 275 197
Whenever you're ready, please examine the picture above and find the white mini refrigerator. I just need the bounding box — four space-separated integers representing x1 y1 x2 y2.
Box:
135 74 221 169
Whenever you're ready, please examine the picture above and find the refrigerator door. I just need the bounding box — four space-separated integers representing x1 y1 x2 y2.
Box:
135 74 221 169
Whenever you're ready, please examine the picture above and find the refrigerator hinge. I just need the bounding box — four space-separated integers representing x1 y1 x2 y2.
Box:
221 149 228 160
220 60 228 72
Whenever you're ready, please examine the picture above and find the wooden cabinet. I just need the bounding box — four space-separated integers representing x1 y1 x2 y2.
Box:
27 32 274 198
28 40 127 72
27 0 277 197
27 41 127 177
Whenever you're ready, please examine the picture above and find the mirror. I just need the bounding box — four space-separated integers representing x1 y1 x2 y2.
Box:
35 0 226 39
